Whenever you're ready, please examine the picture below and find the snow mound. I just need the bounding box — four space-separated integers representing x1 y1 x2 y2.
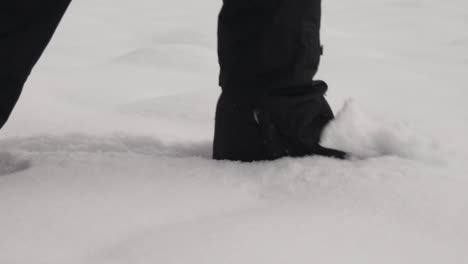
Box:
322 100 440 161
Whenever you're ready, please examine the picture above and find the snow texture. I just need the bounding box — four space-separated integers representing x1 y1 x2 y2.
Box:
0 152 31 176
1 0 468 263
322 100 441 161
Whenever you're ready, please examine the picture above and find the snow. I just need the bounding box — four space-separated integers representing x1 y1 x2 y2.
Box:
321 100 441 161
1 0 468 263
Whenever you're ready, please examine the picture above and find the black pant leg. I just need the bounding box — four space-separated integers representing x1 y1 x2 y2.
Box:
214 0 325 161
218 0 323 97
0 0 71 129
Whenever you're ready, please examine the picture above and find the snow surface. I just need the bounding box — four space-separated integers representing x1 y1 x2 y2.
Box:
1 0 468 263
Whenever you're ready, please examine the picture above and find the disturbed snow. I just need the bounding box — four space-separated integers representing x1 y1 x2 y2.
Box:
1 0 468 263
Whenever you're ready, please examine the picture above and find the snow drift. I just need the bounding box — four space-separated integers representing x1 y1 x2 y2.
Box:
1 0 468 263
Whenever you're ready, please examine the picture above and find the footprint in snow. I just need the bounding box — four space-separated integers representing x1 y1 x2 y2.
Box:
0 152 31 176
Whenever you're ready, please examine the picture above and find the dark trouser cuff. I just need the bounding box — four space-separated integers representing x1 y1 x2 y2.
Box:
218 0 323 96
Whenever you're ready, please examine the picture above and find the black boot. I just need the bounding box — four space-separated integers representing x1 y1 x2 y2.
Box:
213 92 266 162
213 81 346 162
253 81 346 160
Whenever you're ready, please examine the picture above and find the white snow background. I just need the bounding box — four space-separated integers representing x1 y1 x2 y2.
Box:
1 0 468 263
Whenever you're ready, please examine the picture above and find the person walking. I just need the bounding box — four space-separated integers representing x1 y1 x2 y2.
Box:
0 0 345 161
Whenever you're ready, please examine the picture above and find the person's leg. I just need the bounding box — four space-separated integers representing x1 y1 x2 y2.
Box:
0 0 72 129
214 0 343 161
217 0 323 96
